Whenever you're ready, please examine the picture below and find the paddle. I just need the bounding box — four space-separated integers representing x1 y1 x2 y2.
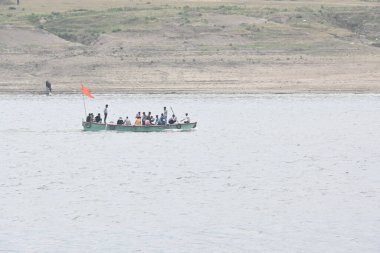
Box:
170 106 178 124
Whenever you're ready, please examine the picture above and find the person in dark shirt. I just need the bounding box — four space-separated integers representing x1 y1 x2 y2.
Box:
168 114 177 124
45 80 52 95
95 113 102 123
86 113 92 122
117 117 124 125
142 112 147 125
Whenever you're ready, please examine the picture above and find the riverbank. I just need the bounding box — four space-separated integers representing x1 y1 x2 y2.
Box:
1 48 379 94
0 0 379 94
1 51 379 94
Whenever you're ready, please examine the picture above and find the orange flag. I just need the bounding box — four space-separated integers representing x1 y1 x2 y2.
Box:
81 84 94 98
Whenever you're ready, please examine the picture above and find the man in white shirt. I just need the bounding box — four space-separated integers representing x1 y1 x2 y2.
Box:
163 106 168 123
182 113 190 123
124 116 131 125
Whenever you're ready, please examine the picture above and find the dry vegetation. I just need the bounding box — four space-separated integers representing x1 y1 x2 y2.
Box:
0 0 379 94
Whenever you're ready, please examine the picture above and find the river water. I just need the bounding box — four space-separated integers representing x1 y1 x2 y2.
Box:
0 94 379 252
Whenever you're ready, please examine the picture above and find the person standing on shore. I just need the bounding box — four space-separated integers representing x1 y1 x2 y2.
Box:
45 80 52 95
104 104 109 123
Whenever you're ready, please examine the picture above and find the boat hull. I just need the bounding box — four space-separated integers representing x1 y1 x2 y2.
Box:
82 121 197 132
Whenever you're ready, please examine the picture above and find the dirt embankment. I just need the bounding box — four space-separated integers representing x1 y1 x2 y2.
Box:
0 0 379 94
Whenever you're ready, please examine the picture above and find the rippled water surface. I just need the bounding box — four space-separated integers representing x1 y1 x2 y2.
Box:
1 94 380 252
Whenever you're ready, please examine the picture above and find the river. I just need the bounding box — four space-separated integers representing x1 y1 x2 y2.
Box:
0 94 379 252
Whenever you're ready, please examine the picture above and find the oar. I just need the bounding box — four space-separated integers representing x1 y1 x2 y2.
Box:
170 106 178 124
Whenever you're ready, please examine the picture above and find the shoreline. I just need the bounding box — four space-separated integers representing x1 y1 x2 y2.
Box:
1 88 380 95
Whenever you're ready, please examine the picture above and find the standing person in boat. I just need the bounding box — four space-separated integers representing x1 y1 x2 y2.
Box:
168 114 177 124
103 104 109 123
163 107 168 123
95 113 102 123
45 80 52 95
124 116 131 125
142 112 147 125
181 113 190 123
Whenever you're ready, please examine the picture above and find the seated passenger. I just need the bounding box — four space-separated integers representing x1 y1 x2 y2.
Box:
124 116 131 125
95 113 102 123
154 115 159 125
86 113 92 122
158 113 166 125
145 119 151 125
117 117 124 125
135 117 142 126
181 113 190 123
168 114 177 124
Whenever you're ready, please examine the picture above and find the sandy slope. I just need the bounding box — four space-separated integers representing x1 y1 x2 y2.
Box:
0 0 379 94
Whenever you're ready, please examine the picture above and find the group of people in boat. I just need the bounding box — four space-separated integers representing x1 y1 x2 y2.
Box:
86 113 103 123
86 105 191 126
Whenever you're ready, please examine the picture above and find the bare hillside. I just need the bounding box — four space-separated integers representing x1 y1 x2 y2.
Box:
0 0 379 93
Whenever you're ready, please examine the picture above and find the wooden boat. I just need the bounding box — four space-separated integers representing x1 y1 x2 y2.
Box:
82 121 197 132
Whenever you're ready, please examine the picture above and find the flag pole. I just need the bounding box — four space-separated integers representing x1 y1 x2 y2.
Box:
82 87 87 118
81 84 95 120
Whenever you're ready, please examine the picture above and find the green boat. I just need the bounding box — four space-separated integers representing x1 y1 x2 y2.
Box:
82 121 197 132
